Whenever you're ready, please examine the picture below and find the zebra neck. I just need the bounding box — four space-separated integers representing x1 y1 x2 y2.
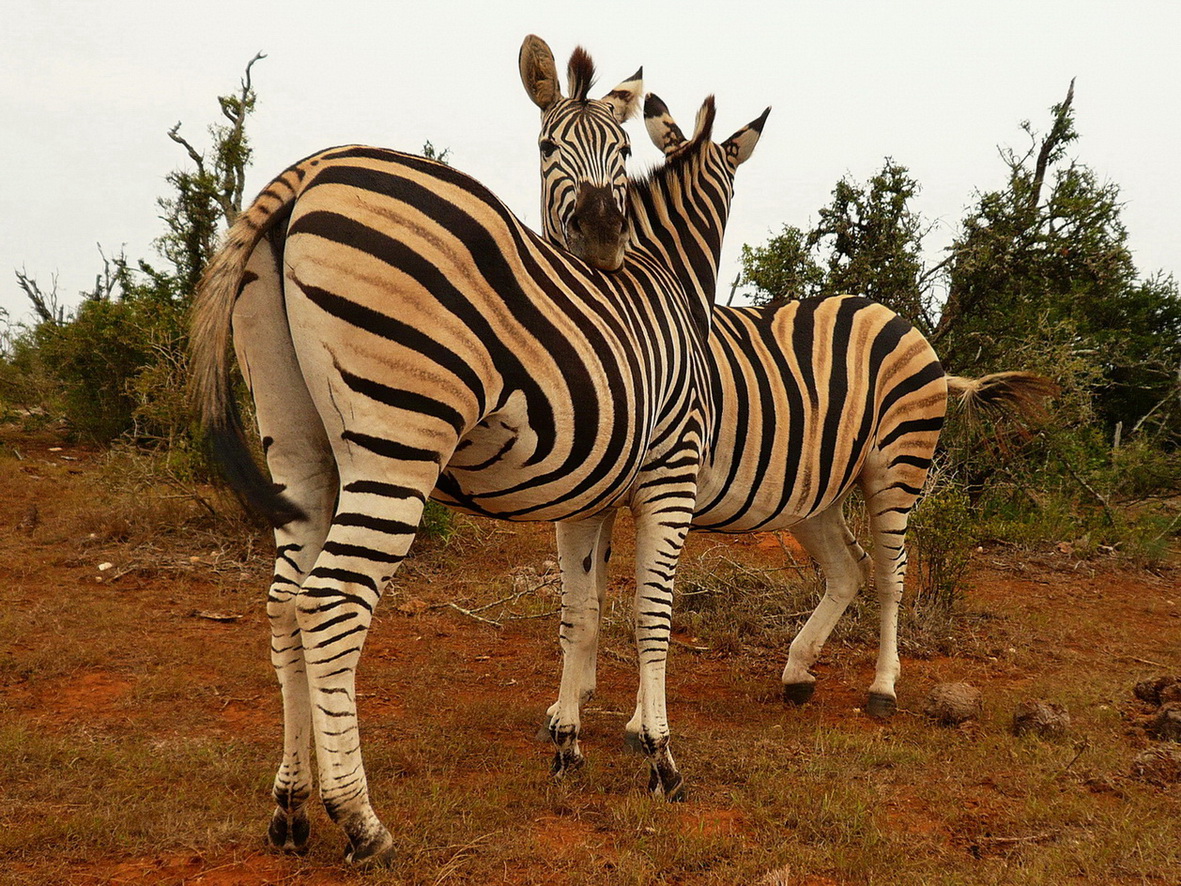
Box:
627 149 730 330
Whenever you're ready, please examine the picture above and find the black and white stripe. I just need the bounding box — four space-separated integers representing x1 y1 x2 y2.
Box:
540 96 1055 727
190 42 767 864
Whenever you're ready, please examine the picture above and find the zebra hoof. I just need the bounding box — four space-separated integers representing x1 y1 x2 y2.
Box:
648 766 687 802
550 748 585 779
783 681 816 706
344 829 395 867
866 692 897 719
266 807 309 854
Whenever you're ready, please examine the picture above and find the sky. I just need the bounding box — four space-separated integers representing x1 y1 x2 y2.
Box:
3 0 1178 324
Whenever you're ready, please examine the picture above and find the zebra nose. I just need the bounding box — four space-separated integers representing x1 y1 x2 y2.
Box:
571 184 624 238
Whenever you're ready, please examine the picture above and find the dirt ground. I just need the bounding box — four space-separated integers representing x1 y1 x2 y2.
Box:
1 428 1178 885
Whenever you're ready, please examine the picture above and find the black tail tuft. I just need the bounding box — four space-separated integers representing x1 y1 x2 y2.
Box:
204 405 306 528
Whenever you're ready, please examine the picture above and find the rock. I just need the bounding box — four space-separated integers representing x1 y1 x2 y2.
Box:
1012 699 1070 739
1146 702 1181 742
923 682 982 726
1134 675 1180 707
1131 745 1181 785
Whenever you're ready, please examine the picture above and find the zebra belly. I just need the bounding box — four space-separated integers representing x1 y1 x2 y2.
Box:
432 389 644 522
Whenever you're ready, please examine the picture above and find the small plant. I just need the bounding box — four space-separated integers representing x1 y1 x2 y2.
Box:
906 470 976 611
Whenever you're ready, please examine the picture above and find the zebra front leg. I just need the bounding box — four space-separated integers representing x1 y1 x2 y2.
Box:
547 516 612 776
781 506 871 705
298 483 427 866
542 512 617 737
629 510 691 801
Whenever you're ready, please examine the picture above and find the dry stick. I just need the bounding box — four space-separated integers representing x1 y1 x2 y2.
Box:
1059 739 1091 774
976 833 1053 846
444 602 502 628
1054 450 1116 526
724 271 741 306
1122 655 1167 669
437 579 561 627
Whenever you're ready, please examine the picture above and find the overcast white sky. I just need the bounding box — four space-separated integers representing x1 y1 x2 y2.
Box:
3 1 1178 324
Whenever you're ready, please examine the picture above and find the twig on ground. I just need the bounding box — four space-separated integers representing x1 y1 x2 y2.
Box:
444 602 503 627
976 833 1054 846
1122 655 1167 669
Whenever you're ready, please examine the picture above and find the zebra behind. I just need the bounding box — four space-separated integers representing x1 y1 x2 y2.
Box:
190 40 767 865
536 93 1057 726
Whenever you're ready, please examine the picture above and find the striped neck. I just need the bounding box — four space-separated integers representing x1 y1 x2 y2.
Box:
626 142 733 331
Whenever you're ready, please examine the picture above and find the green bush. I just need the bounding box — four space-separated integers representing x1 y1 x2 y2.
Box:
906 475 975 611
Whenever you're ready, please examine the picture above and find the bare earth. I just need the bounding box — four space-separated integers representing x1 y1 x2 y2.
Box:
1 428 1178 885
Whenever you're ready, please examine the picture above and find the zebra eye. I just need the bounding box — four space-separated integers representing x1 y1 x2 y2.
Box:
621 144 632 160
539 139 558 159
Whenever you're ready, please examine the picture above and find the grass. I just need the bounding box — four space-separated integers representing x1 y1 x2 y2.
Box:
1 430 1179 885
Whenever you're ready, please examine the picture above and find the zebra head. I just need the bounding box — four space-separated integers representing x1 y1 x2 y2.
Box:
519 35 642 271
643 92 770 175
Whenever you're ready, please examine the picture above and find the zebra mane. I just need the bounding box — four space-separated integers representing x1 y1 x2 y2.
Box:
567 46 596 101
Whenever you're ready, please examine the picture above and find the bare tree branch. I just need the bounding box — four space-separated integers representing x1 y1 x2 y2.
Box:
1029 78 1075 213
167 123 206 172
15 269 63 324
216 51 265 224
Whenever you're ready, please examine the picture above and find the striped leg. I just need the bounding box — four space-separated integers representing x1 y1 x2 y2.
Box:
781 504 873 705
862 475 919 718
259 472 333 855
627 506 692 801
264 452 336 854
232 241 335 853
297 477 432 865
548 513 615 775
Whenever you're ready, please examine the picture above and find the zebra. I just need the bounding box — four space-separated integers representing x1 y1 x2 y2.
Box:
534 92 1057 732
190 40 767 864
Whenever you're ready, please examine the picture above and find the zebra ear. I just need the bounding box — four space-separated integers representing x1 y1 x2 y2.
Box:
721 106 771 167
600 67 643 123
520 34 562 110
690 96 717 142
644 93 687 156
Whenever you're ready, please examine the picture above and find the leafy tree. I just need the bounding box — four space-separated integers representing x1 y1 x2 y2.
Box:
940 80 1181 440
739 224 822 307
1 56 263 444
808 160 935 333
740 160 935 333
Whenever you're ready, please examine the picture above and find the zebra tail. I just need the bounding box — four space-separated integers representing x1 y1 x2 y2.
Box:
945 371 1060 425
189 177 306 527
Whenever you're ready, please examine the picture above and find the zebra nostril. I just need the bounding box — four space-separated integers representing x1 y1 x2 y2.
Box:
568 215 583 235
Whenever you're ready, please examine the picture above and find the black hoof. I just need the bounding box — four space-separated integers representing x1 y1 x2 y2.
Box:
866 692 897 719
783 681 816 706
267 807 309 854
550 748 586 778
647 765 686 801
344 832 395 867
536 718 555 742
662 773 687 803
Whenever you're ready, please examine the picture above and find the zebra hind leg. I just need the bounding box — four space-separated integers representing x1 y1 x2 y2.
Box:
780 505 871 705
864 485 916 719
264 459 336 854
297 477 433 866
857 437 935 718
